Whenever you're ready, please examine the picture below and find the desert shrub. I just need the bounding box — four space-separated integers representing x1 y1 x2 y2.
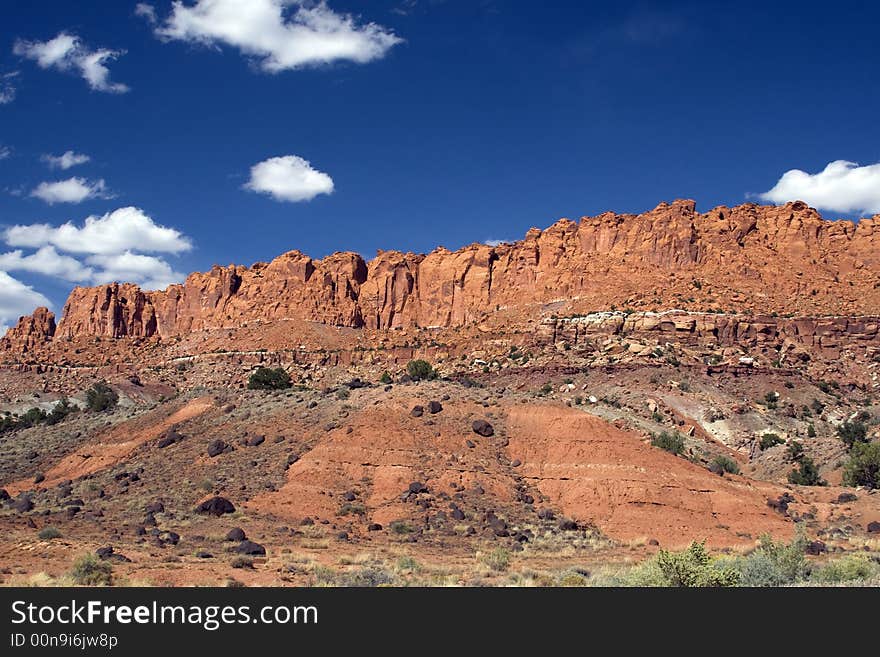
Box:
729 533 809 587
247 367 291 390
38 526 62 540
712 455 740 475
652 431 685 456
481 547 511 572
231 556 253 569
406 360 435 381
786 441 805 461
788 457 824 486
19 407 48 427
842 442 880 488
336 503 366 516
70 553 113 586
395 556 421 573
837 421 869 450
556 571 589 587
807 423 816 438
540 383 553 395
86 382 118 412
388 520 413 535
45 398 75 425
811 555 878 584
336 387 350 400
652 541 739 587
337 567 396 587
759 433 785 450
379 371 392 384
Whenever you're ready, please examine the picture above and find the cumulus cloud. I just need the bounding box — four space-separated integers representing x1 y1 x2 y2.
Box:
245 155 334 202
30 177 110 205
135 2 158 25
13 32 129 93
41 150 91 170
155 0 402 72
0 271 52 334
759 160 880 216
0 246 93 282
87 252 183 290
4 207 193 255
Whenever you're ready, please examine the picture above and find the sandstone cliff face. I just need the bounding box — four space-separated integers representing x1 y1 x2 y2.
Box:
8 200 880 348
0 307 56 354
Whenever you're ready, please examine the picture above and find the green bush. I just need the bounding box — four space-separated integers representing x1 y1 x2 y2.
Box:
388 520 413 535
481 547 511 572
759 433 785 450
806 423 816 438
837 421 868 450
38 526 62 540
45 398 75 425
19 407 48 427
652 431 685 456
842 442 880 488
406 359 436 381
653 541 739 587
711 455 740 475
379 371 392 384
247 367 291 390
86 382 119 412
70 553 113 586
231 556 254 569
788 457 824 486
729 533 809 587
336 387 350 400
786 441 805 461
812 555 878 584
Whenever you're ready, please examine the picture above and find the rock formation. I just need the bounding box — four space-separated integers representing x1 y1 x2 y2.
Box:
4 200 880 351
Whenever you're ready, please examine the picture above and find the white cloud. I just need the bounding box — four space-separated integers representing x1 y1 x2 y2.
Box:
759 160 880 216
135 3 158 25
0 246 93 282
0 271 52 335
484 239 509 247
4 207 193 255
0 72 16 104
30 177 110 205
41 150 91 170
13 32 129 93
0 145 10 160
88 252 183 290
155 0 402 72
245 154 334 202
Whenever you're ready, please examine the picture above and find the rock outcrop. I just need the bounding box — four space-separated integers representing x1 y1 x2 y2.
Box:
0 307 56 354
5 200 880 350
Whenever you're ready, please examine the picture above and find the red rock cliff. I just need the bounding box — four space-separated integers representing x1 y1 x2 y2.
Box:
7 200 880 346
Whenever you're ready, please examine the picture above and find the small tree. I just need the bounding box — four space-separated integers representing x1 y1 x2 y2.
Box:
786 441 804 462
86 382 118 413
837 421 868 450
788 456 824 486
406 360 435 381
247 367 291 390
759 433 784 450
842 442 880 488
379 371 392 384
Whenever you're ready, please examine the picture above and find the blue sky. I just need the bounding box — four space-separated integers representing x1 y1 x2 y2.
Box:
0 0 878 330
